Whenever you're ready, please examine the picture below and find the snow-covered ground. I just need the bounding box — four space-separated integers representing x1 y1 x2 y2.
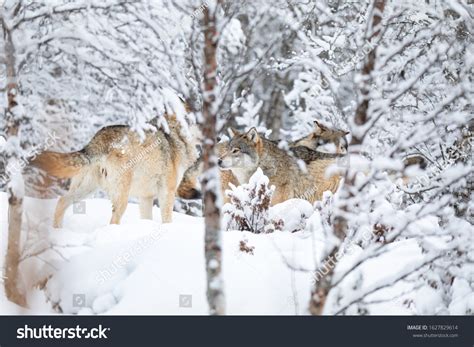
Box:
0 192 461 315
0 193 316 315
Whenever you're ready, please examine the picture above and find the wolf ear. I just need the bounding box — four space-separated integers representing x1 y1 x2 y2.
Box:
314 120 327 135
227 127 239 138
246 127 260 143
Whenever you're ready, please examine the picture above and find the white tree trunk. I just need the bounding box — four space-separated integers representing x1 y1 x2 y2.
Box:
2 16 26 307
201 3 225 315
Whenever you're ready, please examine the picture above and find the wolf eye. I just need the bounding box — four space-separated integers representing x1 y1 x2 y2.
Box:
232 148 240 154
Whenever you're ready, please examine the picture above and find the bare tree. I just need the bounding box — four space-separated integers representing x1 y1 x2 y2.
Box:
201 1 225 315
2 14 26 307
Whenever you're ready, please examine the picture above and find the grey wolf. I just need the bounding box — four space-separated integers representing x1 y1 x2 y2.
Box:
291 121 349 154
218 125 348 204
32 115 201 227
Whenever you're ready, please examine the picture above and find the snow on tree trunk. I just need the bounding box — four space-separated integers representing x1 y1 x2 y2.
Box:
1 17 26 307
201 2 225 315
309 0 386 316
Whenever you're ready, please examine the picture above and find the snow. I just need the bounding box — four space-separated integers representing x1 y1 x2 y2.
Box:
0 0 471 318
449 278 474 315
220 18 246 56
0 193 314 315
414 286 444 315
1 191 465 315
269 199 314 233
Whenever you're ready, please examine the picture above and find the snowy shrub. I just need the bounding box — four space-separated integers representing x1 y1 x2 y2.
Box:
223 168 284 233
314 191 334 228
269 199 314 233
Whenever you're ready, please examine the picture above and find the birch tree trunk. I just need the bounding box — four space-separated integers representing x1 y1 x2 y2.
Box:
201 3 225 315
2 16 26 307
309 0 385 315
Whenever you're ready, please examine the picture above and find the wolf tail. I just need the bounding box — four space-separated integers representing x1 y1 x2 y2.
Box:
31 150 90 178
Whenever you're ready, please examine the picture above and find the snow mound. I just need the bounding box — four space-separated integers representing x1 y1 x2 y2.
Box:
269 199 314 233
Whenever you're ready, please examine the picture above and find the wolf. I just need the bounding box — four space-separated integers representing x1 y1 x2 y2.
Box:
179 121 349 204
216 140 240 202
32 115 201 227
291 120 349 154
176 156 203 200
289 121 349 201
218 126 348 204
173 136 239 206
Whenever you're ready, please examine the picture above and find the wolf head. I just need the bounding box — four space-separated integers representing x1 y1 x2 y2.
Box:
217 127 262 174
177 157 202 200
293 120 349 154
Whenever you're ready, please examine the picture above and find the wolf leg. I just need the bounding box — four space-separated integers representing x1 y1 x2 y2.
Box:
158 189 175 223
158 172 178 223
139 197 153 220
110 198 128 224
108 173 132 225
53 170 97 228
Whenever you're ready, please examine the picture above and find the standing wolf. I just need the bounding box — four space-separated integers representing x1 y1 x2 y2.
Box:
218 124 348 204
215 121 348 202
32 115 201 226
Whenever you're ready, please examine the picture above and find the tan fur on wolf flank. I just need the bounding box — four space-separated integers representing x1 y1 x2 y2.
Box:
290 121 349 201
31 155 200 200
218 128 346 205
32 116 200 226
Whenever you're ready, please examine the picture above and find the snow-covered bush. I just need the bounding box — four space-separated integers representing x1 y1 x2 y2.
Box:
269 199 314 233
223 169 283 233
